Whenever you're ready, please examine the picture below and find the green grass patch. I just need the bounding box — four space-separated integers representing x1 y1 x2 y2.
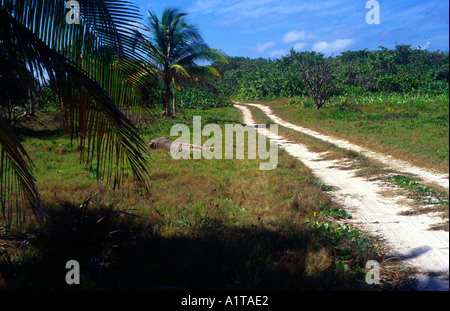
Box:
318 204 353 219
387 175 449 206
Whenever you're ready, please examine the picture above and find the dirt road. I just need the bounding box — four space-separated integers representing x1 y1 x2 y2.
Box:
244 103 449 189
234 103 449 291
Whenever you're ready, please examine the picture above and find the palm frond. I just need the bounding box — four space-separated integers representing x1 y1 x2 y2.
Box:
187 65 221 81
0 115 44 226
1 0 157 225
170 64 191 78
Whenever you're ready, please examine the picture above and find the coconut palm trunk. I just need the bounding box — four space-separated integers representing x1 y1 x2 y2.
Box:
163 78 172 116
172 91 177 115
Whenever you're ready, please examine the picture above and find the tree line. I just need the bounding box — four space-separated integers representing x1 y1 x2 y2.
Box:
179 44 449 110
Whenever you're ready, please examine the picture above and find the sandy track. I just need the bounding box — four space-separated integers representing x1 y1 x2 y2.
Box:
234 103 449 291
244 103 449 190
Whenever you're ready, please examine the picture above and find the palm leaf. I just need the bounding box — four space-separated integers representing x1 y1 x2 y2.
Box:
0 115 44 226
1 0 156 225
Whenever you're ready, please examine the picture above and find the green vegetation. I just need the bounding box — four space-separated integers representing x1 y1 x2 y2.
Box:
212 45 449 100
0 106 405 290
177 84 233 109
385 174 449 231
318 204 353 219
387 175 449 206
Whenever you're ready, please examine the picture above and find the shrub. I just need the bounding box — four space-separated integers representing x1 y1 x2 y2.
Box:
178 86 233 109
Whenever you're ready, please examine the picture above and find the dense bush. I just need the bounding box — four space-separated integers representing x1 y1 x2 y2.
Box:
214 56 304 100
177 85 233 109
209 44 449 101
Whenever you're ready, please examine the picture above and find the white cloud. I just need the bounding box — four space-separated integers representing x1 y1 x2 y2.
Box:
312 39 354 54
312 41 329 51
269 49 288 58
282 30 306 43
414 41 432 50
422 41 431 50
292 42 307 51
192 0 344 20
256 41 276 52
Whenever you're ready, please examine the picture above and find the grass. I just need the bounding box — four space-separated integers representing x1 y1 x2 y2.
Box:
387 175 449 205
384 175 449 230
258 93 449 174
0 106 412 290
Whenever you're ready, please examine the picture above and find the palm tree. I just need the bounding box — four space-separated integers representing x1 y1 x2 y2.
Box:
133 8 228 116
0 0 154 226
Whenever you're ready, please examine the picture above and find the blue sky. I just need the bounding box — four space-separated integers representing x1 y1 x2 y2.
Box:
133 0 449 59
